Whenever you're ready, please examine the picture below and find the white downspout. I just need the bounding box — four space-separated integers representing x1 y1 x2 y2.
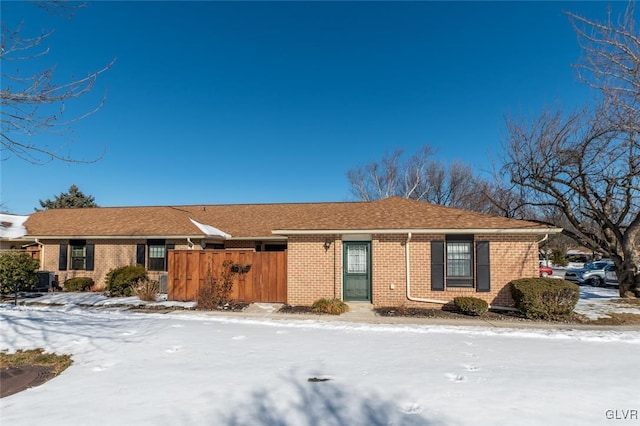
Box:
187 238 195 249
405 232 518 312
35 238 44 271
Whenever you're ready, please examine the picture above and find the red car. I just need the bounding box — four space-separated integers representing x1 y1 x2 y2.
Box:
539 265 553 277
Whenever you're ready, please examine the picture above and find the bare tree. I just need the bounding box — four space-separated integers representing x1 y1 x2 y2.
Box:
346 145 493 211
1 1 114 164
347 149 405 201
568 2 640 132
504 99 639 297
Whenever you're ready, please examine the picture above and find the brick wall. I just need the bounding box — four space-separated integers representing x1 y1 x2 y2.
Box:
287 232 540 308
287 234 341 305
40 239 190 291
371 233 539 308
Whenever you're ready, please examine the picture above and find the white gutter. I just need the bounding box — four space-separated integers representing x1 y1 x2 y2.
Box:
228 236 286 241
273 228 563 236
404 232 520 312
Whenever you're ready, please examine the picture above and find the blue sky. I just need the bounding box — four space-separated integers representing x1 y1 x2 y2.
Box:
1 1 622 214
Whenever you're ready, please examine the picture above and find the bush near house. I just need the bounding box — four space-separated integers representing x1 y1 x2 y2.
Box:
63 277 94 292
131 278 159 302
311 298 349 315
0 252 39 296
105 265 148 297
510 278 579 320
453 297 489 316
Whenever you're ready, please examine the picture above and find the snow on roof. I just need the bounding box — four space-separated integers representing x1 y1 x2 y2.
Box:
189 218 231 239
0 213 29 239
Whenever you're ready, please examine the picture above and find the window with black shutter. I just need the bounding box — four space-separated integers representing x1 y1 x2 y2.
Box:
476 241 491 292
136 244 146 266
147 239 166 271
445 235 474 288
58 243 68 271
431 241 445 291
70 240 87 271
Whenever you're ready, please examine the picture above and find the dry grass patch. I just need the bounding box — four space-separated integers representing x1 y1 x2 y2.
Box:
610 298 640 306
311 298 349 315
131 279 160 302
588 313 640 325
0 348 72 375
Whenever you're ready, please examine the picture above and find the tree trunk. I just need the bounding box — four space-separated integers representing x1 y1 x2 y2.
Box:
618 260 640 298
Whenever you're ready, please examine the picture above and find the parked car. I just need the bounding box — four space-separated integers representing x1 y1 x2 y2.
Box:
539 265 553 277
564 260 614 286
604 264 619 287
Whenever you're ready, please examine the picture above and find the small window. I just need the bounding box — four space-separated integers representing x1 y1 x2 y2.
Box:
347 245 367 273
447 242 472 277
445 235 474 287
148 244 166 271
71 243 87 270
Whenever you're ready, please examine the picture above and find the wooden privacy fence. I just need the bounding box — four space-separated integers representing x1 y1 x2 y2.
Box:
167 250 287 303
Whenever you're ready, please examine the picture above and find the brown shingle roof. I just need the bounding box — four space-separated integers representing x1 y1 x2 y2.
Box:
24 197 556 238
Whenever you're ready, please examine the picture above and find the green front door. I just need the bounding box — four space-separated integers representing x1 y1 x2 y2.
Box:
343 242 371 301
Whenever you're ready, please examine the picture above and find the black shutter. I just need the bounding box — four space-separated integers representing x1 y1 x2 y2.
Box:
136 244 146 266
59 243 68 271
165 243 175 271
431 241 445 291
476 241 490 292
85 244 95 271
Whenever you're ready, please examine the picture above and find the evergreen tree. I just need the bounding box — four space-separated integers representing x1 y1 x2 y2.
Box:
37 185 98 210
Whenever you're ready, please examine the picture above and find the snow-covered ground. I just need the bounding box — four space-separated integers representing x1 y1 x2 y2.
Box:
16 283 640 320
1 296 640 425
574 285 640 320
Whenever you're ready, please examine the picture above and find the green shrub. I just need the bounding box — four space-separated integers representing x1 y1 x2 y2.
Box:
105 265 148 297
510 278 579 320
0 252 39 295
131 278 159 302
311 298 349 315
63 277 94 292
453 297 489 316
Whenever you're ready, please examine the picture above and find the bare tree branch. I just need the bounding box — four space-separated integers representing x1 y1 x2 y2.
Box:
0 1 113 164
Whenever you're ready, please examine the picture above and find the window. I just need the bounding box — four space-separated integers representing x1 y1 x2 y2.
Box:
347 245 367 273
264 243 287 252
71 242 87 270
431 237 490 292
445 235 474 287
61 240 94 271
137 240 174 271
447 242 472 277
148 240 166 271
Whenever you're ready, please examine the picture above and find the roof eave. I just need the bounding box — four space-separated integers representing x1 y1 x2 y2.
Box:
28 234 208 240
272 228 563 235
